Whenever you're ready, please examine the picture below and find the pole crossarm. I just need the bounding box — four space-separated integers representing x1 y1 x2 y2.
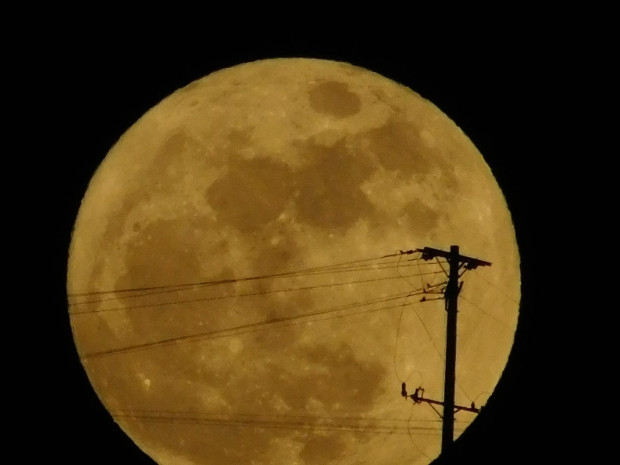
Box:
401 384 481 415
415 247 492 269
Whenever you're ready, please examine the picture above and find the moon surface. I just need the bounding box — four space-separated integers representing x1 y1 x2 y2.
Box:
67 58 520 465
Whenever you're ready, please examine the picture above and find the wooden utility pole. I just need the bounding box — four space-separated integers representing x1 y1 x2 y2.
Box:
402 245 491 456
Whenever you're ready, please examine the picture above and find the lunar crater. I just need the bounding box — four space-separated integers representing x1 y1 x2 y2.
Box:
206 156 295 232
308 80 362 118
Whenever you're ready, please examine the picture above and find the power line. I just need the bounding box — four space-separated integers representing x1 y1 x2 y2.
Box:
113 408 452 424
70 261 442 305
459 295 515 330
70 270 446 315
111 410 465 436
69 253 425 298
406 402 431 458
82 288 436 359
466 272 521 305
392 290 414 381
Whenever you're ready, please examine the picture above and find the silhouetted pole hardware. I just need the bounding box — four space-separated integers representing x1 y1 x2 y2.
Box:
402 245 491 456
401 385 481 414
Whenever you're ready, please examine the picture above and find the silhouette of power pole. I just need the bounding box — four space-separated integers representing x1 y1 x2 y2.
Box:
401 245 491 456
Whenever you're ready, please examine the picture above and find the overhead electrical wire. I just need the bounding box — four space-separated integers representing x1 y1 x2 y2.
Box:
459 295 515 330
70 269 446 315
110 409 465 436
83 287 436 359
68 252 427 298
465 271 521 305
70 261 441 305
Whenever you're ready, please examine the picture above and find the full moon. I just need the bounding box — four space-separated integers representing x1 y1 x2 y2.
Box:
67 58 520 465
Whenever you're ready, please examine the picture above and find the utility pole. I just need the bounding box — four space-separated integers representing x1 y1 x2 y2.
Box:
401 245 491 456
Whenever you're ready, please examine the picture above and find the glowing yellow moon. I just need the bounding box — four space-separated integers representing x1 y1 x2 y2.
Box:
67 58 520 465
